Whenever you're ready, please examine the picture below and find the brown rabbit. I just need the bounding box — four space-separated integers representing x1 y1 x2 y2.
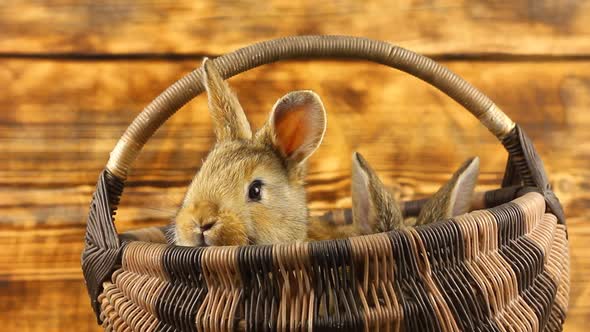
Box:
306 154 479 241
306 215 359 241
173 58 327 247
351 152 480 234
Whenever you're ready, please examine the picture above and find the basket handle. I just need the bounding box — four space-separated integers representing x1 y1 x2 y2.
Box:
83 35 565 319
106 35 515 180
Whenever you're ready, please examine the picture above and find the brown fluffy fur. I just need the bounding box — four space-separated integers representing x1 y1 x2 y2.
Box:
306 217 360 241
412 156 480 225
352 152 480 233
352 153 404 233
174 59 326 247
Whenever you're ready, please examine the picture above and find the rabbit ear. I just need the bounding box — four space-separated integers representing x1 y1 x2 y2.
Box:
352 152 404 234
416 157 480 225
202 58 252 141
267 90 326 164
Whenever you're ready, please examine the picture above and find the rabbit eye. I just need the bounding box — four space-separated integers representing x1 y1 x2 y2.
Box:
248 180 263 202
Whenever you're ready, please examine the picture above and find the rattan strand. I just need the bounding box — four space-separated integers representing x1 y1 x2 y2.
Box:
105 36 515 180
80 35 569 331
95 192 568 331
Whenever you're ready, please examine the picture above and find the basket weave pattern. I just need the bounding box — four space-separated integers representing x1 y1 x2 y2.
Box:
96 192 568 331
80 36 569 331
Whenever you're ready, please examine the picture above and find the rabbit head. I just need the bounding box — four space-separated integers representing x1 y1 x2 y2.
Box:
174 59 326 247
352 152 480 233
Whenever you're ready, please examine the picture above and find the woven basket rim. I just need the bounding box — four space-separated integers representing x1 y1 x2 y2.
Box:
119 191 548 249
81 35 568 325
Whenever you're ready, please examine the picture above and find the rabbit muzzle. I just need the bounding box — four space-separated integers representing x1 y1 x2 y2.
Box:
177 200 249 247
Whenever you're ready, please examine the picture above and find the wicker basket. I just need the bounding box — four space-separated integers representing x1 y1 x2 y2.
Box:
81 36 569 331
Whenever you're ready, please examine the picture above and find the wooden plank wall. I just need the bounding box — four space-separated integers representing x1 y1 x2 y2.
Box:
1 1 589 330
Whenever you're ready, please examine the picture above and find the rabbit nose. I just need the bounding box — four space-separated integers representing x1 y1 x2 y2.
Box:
198 219 218 247
200 219 217 232
193 223 214 247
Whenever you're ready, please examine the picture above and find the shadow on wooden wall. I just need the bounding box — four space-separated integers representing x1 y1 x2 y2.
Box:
0 1 588 331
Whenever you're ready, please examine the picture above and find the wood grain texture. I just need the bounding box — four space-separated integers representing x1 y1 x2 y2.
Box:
1 58 588 330
1 1 589 330
1 59 589 226
1 0 590 56
0 279 102 332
